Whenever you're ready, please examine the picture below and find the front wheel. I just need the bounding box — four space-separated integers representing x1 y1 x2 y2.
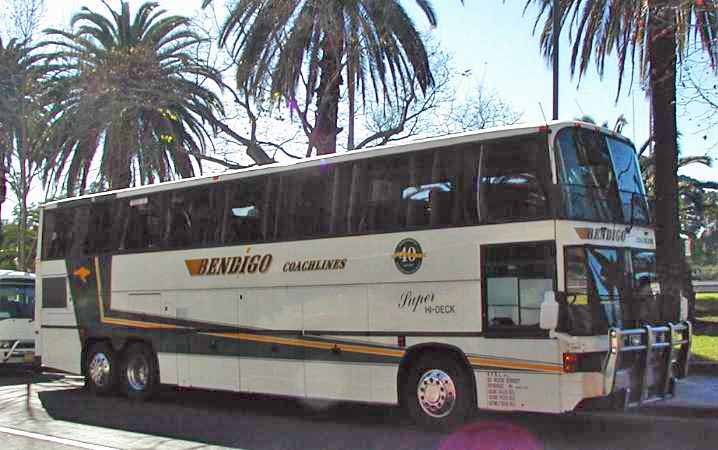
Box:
86 342 119 395
404 354 474 429
121 343 159 401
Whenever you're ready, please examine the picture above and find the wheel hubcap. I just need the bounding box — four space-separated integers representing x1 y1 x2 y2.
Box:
126 354 149 392
417 369 456 418
89 353 111 387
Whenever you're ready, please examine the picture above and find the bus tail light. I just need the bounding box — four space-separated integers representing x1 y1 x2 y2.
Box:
397 336 406 348
563 352 579 373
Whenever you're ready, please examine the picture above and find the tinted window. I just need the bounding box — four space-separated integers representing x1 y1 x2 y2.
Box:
120 195 167 251
556 128 623 222
41 277 66 309
479 135 550 222
607 137 650 225
165 186 221 249
85 202 118 254
222 177 275 245
42 208 75 260
40 136 552 256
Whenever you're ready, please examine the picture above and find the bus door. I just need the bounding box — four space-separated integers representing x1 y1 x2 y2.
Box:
479 241 562 412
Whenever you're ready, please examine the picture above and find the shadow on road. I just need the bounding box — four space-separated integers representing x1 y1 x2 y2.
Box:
31 382 717 450
0 368 64 387
37 385 438 449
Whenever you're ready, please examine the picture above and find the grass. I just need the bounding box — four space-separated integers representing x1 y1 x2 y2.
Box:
691 335 718 361
697 293 718 302
693 294 718 361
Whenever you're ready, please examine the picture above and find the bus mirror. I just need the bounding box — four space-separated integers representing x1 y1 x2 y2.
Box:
680 294 688 322
539 291 559 331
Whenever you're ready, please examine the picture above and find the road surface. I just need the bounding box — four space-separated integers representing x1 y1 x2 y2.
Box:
0 369 715 450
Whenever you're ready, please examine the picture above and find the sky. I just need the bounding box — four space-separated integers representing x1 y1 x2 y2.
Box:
1 0 717 219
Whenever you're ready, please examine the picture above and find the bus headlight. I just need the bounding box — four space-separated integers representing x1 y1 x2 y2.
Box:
629 334 643 347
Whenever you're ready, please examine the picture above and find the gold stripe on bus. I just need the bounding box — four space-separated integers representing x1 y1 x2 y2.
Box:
467 355 563 373
103 317 188 330
205 332 406 358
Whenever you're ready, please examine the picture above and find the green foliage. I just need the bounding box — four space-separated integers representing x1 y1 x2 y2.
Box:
0 205 38 271
693 266 718 281
40 1 226 194
528 0 718 98
207 0 439 154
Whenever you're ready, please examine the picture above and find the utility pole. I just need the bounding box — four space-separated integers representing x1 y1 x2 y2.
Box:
552 0 560 120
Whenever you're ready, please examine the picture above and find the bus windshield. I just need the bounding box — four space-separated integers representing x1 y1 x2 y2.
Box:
0 283 35 320
556 127 649 225
564 246 666 335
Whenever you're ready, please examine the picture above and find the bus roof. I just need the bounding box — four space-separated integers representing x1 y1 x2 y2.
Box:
42 120 621 209
0 270 35 282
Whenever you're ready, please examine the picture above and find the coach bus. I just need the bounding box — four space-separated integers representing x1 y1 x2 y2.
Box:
37 121 690 427
0 270 36 366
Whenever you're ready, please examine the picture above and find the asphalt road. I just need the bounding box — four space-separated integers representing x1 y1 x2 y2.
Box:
0 368 716 450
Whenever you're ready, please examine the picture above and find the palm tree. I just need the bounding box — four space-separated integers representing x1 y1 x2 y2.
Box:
529 0 718 319
41 1 227 193
0 37 50 270
203 0 439 155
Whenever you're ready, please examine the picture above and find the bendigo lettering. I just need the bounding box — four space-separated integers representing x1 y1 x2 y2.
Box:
186 253 273 276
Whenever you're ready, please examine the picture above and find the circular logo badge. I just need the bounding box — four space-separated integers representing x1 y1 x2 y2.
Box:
393 238 424 275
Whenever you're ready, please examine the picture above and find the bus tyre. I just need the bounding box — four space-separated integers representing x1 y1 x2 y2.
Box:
404 354 474 429
121 343 158 401
86 342 119 395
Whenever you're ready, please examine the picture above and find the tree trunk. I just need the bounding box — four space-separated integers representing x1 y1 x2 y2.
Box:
649 2 682 321
0 156 6 248
347 71 355 151
312 31 344 156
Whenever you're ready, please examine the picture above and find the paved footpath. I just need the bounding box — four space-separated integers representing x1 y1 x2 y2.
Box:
645 373 718 417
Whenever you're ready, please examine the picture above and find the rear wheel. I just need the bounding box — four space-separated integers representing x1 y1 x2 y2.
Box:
404 353 474 429
121 343 159 401
86 342 119 395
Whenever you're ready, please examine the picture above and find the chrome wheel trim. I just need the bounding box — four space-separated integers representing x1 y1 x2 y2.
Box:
417 369 457 419
126 353 150 392
89 352 111 388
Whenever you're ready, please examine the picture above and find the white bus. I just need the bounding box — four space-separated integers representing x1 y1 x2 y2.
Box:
37 121 690 427
0 270 37 367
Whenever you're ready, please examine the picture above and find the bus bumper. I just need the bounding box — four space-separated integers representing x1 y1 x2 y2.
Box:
602 322 691 408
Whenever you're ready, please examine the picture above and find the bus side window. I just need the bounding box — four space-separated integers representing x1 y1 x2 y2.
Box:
326 163 351 236
85 202 116 254
122 194 167 251
484 243 555 331
479 136 550 223
223 179 264 245
346 161 368 234
167 192 193 248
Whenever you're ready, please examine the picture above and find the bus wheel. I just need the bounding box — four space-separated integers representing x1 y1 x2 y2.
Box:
121 343 158 401
86 342 119 395
404 354 474 429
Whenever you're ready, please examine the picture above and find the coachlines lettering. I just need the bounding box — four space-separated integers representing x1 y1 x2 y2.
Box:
185 254 272 276
283 259 347 272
